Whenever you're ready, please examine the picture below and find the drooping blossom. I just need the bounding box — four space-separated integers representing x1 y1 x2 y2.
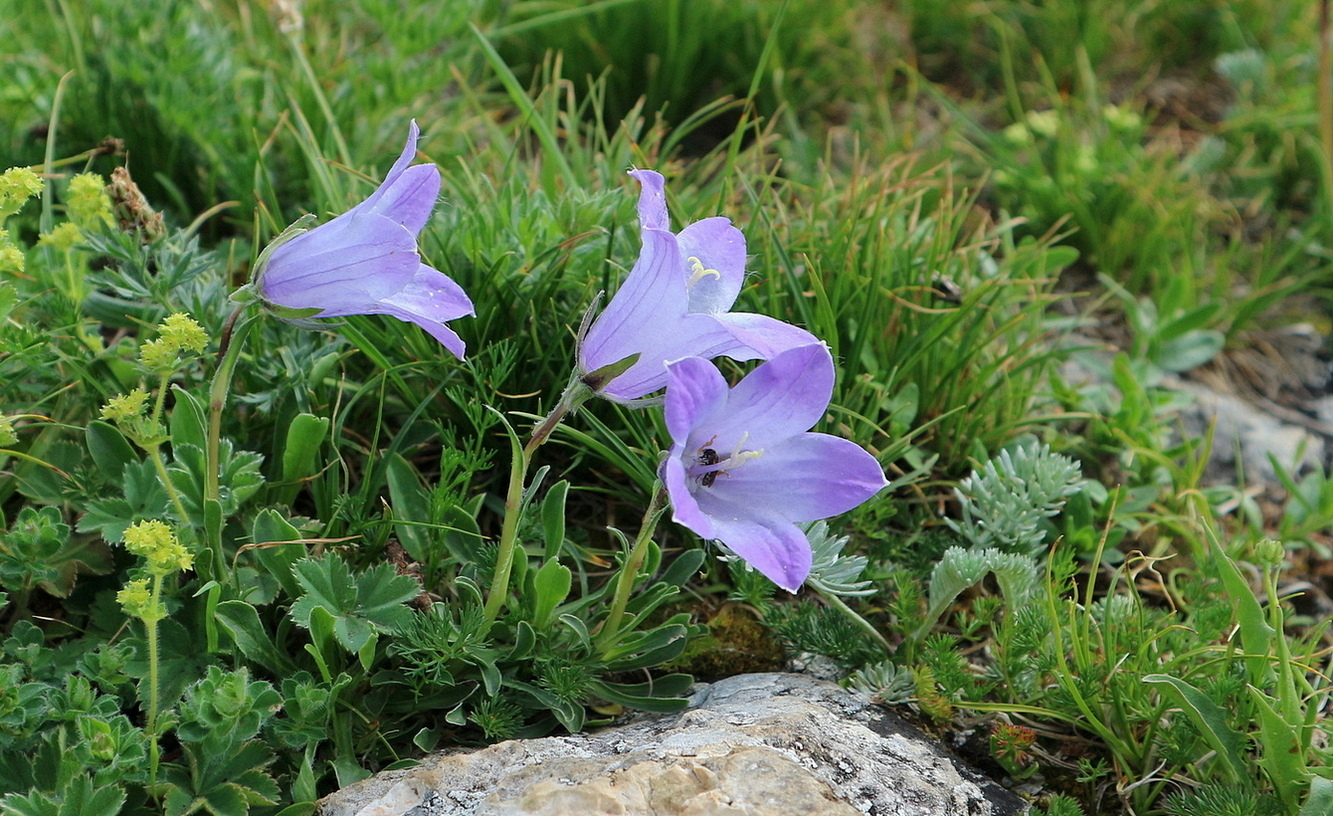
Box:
660 344 887 592
252 120 473 358
577 169 816 402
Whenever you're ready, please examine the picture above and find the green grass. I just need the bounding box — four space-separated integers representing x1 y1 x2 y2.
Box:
2 1 1332 815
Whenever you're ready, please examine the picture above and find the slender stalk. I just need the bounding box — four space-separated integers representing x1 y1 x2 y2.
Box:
597 486 668 654
481 431 530 626
1319 0 1333 219
147 444 190 525
146 372 191 524
481 387 587 626
203 303 251 581
145 574 163 791
817 587 893 653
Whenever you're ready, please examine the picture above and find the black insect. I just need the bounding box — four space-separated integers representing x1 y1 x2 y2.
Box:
698 447 720 487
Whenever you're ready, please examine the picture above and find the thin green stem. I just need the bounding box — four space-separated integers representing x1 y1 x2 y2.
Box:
146 372 191 525
1321 0 1333 218
145 574 162 791
597 486 668 654
481 429 530 626
481 384 587 626
146 443 190 526
817 588 893 653
203 303 251 582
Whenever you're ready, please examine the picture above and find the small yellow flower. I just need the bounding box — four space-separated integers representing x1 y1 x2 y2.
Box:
101 389 151 423
140 313 209 373
123 519 194 576
0 235 20 274
138 338 177 373
67 172 113 229
0 167 42 221
1025 109 1060 139
159 313 209 355
117 578 163 623
37 222 83 253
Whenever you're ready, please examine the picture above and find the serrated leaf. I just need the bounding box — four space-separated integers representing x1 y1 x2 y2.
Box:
290 554 418 654
76 460 170 542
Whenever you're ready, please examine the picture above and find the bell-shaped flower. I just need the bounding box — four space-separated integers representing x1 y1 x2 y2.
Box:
660 344 887 592
251 120 473 358
578 169 816 402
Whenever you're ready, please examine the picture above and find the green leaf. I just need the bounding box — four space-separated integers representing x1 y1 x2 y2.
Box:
215 600 290 675
540 480 569 561
1298 777 1333 816
169 386 208 453
385 452 431 563
76 460 170 542
530 558 571 630
1143 674 1247 783
248 509 305 599
281 413 330 485
85 421 138 482
1249 685 1309 811
1208 532 1276 687
588 674 694 712
290 553 418 654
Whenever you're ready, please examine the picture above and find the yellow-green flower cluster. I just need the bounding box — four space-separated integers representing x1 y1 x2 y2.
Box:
0 414 16 448
37 222 83 253
116 578 164 623
66 172 113 229
101 389 151 424
0 167 42 221
123 519 194 576
0 167 42 274
139 313 209 374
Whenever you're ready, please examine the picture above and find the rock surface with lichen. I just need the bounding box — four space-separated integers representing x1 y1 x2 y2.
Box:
318 672 1026 816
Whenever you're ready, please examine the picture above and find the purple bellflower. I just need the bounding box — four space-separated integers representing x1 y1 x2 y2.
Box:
660 344 887 592
252 120 473 358
577 169 817 402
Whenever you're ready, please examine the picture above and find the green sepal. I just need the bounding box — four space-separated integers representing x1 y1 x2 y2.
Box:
579 352 641 392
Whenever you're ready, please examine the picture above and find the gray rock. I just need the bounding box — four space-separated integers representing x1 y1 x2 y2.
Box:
318 672 1027 816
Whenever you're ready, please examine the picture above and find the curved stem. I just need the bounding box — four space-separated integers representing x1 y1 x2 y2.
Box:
146 443 190 526
480 383 589 627
481 430 529 627
597 486 668 654
816 587 893 653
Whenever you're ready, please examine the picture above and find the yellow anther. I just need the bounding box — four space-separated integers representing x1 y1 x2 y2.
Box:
686 256 721 286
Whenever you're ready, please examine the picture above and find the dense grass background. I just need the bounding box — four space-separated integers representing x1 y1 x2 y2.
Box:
2 1 1332 815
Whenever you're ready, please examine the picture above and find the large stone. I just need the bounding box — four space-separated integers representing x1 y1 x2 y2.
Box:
319 672 1026 816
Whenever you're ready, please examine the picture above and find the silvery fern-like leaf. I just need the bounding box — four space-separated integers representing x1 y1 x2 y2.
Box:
848 659 916 704
803 520 875 597
946 440 1083 555
916 546 1040 639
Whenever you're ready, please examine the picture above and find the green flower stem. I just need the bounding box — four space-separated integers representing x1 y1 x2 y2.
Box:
596 486 668 654
145 573 163 791
481 384 590 627
146 443 190 527
481 427 530 627
814 586 893 653
203 303 251 582
146 372 191 525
